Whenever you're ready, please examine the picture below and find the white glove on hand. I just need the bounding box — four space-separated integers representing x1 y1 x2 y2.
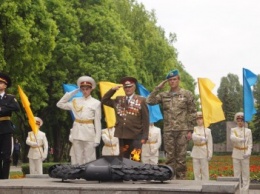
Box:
243 154 250 159
93 143 99 148
31 142 38 147
239 138 246 143
200 137 208 143
69 135 73 143
150 148 157 155
207 157 212 161
69 88 80 96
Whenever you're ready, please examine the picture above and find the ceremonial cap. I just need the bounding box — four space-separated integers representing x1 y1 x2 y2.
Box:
77 76 96 89
120 76 137 87
0 72 11 88
166 69 179 79
234 112 244 121
196 111 203 118
35 117 43 127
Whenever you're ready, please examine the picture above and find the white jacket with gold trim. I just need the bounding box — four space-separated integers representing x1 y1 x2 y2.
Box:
26 131 48 159
230 127 252 159
191 126 213 159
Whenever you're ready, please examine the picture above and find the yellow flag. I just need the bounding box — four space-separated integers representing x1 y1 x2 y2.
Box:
18 85 38 134
99 82 125 128
198 78 225 128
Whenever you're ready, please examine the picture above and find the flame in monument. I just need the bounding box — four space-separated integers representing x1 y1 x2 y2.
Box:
131 148 141 162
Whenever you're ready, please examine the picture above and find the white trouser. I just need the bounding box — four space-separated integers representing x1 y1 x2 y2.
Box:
141 156 158 165
29 158 43 174
69 145 76 165
73 140 96 165
192 158 209 180
233 158 250 194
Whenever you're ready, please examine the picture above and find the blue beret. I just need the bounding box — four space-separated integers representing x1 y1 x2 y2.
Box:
166 70 179 79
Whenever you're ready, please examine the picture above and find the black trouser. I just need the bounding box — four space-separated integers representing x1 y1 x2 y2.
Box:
119 137 142 160
0 133 12 179
12 151 20 166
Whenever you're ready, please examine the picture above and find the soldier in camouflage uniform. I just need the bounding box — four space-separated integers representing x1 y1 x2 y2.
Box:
146 70 197 179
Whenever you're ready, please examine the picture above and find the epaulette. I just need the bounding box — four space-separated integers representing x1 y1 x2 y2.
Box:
6 94 15 97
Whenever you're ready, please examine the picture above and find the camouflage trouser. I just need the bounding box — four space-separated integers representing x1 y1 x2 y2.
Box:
163 130 188 180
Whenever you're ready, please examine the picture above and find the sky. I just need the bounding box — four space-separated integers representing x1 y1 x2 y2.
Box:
137 0 260 93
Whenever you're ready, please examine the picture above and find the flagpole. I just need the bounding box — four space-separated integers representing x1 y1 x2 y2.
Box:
197 78 209 159
33 133 43 158
242 69 246 154
107 128 115 156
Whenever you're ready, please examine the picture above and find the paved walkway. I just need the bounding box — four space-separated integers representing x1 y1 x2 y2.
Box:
7 166 260 194
10 165 22 172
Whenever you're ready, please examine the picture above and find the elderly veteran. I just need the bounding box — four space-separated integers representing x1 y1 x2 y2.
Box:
57 76 101 165
26 117 48 174
146 69 197 179
101 76 149 160
230 112 252 194
0 72 20 179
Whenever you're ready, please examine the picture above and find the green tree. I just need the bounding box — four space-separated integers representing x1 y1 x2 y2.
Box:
1 0 197 162
0 0 58 162
211 74 242 143
217 73 242 121
252 75 260 142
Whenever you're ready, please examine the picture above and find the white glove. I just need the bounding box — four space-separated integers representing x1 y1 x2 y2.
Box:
243 154 250 159
239 138 246 143
200 137 208 143
69 88 80 96
93 143 99 148
150 148 157 155
207 157 212 161
69 135 73 143
31 142 38 147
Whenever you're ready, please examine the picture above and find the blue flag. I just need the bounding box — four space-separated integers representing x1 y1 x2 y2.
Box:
137 83 163 123
62 84 83 120
243 68 258 122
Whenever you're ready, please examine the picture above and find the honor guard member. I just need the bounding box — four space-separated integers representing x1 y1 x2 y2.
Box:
68 129 76 165
101 126 119 156
26 117 48 174
57 76 101 165
0 72 20 179
101 76 149 159
146 70 197 179
141 123 162 164
230 112 252 194
191 111 213 180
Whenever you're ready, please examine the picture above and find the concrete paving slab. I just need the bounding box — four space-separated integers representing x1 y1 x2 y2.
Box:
8 166 259 194
0 177 240 194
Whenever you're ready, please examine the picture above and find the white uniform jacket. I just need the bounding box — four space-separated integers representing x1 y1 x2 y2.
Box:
230 127 252 159
57 90 101 143
191 126 213 159
26 131 48 159
142 125 161 157
101 127 119 156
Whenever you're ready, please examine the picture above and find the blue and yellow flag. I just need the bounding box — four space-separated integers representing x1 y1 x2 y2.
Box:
137 83 163 123
18 86 38 134
243 68 258 122
198 78 225 128
99 82 125 128
62 84 83 120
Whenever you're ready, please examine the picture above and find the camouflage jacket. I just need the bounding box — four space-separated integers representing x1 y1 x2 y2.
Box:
146 87 197 132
